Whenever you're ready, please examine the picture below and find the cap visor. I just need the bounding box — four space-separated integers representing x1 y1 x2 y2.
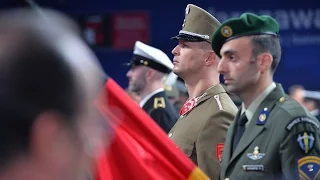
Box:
170 34 206 42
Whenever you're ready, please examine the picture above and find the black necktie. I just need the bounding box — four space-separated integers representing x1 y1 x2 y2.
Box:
232 113 248 153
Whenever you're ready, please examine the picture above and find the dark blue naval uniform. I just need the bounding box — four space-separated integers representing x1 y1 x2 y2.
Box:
142 91 178 133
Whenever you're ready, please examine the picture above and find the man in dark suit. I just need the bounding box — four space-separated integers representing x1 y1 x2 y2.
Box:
126 41 178 133
211 13 320 180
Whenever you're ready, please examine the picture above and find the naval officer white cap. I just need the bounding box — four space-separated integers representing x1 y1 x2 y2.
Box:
125 41 173 74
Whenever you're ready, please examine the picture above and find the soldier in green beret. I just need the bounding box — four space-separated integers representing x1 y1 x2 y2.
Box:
211 13 320 180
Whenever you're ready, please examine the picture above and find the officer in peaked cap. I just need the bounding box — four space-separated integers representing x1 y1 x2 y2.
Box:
126 41 178 133
169 4 237 179
213 13 320 180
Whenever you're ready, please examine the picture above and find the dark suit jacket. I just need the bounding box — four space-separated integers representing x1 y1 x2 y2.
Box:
220 84 320 180
142 91 178 133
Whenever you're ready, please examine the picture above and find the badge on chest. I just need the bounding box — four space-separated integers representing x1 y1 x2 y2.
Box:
243 146 266 172
247 146 265 160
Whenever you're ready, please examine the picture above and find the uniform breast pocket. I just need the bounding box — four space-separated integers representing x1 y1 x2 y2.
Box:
173 137 195 157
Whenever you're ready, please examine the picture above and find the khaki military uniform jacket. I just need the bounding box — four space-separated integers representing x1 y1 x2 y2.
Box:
169 84 237 179
220 84 320 180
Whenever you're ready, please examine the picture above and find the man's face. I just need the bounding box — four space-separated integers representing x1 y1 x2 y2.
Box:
218 36 260 95
126 66 147 94
304 99 316 111
171 40 206 78
291 89 305 105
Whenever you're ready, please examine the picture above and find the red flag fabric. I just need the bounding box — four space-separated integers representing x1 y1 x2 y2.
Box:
94 77 209 180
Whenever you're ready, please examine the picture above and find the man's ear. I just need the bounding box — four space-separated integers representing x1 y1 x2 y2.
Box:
30 112 64 161
204 51 217 66
145 68 155 80
257 52 273 73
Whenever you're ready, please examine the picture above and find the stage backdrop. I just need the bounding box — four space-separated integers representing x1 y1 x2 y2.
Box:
2 0 319 91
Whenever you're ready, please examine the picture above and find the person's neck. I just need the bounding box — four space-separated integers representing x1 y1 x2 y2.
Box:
139 81 163 100
184 73 219 99
240 78 273 109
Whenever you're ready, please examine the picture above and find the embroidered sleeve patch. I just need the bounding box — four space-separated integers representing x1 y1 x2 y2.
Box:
287 117 320 130
154 97 166 109
298 156 320 180
216 143 224 162
297 132 316 154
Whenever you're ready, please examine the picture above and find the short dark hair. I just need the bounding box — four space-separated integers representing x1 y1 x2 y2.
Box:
250 35 281 73
0 9 82 167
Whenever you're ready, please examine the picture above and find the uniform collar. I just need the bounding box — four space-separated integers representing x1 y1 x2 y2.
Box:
188 84 226 106
241 82 276 125
140 88 164 107
179 84 226 117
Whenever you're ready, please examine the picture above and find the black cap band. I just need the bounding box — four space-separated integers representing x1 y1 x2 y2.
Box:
171 33 208 42
126 55 171 73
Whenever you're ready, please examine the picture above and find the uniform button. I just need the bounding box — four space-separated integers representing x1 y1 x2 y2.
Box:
168 133 173 138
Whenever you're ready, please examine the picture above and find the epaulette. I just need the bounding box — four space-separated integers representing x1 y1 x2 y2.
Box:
276 96 320 131
276 96 310 117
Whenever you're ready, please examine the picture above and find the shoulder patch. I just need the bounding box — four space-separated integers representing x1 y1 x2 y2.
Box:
287 117 320 131
297 132 316 154
154 97 166 109
298 156 320 180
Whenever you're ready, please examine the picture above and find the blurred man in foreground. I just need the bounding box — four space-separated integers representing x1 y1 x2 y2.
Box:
0 8 106 180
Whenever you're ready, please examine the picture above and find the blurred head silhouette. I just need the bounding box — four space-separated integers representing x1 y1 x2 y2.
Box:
0 8 106 180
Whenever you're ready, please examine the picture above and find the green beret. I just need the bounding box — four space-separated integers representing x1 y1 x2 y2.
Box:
211 13 279 57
